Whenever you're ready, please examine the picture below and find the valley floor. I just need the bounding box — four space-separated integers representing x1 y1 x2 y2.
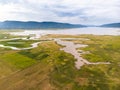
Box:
0 32 120 90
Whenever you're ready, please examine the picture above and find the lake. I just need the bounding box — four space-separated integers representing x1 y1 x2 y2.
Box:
10 27 120 37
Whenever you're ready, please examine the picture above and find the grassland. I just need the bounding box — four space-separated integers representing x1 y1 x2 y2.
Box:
0 41 77 90
0 39 42 48
76 35 120 90
0 34 120 90
0 30 25 39
43 34 120 90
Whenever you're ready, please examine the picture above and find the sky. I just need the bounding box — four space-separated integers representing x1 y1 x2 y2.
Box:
0 0 120 25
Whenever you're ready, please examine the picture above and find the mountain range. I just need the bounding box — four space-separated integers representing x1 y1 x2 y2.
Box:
100 23 120 28
0 21 86 29
0 21 120 29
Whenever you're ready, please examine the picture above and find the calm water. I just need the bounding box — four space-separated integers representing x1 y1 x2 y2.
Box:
11 27 120 36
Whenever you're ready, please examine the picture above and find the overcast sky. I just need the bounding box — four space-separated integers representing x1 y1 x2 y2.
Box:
0 0 120 25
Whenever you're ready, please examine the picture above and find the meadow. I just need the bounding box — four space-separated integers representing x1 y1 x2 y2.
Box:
0 32 120 90
0 39 41 48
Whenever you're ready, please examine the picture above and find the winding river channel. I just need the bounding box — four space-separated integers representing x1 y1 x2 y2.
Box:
54 38 110 69
0 37 110 69
0 38 41 50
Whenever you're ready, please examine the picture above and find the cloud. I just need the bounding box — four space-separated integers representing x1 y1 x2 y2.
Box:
0 0 120 25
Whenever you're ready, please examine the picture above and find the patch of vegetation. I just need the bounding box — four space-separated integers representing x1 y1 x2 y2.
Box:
0 39 41 48
18 41 77 89
1 52 36 69
0 33 15 39
0 48 14 78
0 30 25 39
75 35 120 90
79 35 120 63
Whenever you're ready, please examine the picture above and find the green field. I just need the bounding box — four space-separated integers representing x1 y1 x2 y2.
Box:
0 30 25 39
0 39 41 48
0 34 120 90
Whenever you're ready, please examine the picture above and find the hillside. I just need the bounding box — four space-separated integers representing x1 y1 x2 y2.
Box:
0 21 86 29
100 23 120 28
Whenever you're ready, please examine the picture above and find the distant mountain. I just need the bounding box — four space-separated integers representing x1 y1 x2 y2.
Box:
0 21 86 29
100 23 120 28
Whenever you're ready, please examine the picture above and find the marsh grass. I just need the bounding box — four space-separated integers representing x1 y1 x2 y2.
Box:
0 34 120 90
0 39 41 48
